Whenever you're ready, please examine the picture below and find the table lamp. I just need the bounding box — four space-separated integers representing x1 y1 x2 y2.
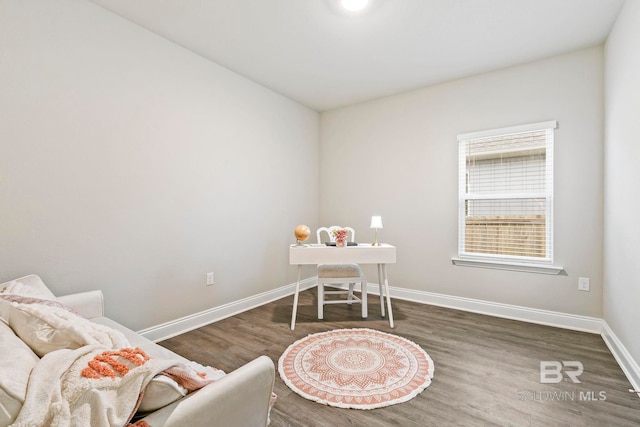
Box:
370 215 383 246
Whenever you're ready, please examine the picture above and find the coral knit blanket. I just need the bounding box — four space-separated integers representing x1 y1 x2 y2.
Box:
10 344 215 427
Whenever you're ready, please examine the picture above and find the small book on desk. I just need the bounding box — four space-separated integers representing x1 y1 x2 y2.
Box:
325 242 358 246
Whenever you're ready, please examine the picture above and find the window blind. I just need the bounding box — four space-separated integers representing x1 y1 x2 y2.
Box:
458 121 557 263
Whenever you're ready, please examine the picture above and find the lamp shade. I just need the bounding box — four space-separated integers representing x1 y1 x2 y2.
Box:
370 215 383 229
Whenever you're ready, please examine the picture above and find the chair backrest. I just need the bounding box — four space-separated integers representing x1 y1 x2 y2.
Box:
317 226 356 243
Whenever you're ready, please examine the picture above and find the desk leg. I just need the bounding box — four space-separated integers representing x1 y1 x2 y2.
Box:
381 264 394 328
290 265 301 330
377 264 385 318
361 280 367 318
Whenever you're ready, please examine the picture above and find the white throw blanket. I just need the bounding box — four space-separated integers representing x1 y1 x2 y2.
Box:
3 296 220 427
11 345 184 427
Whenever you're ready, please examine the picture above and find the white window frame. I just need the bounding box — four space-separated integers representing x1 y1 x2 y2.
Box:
451 121 563 275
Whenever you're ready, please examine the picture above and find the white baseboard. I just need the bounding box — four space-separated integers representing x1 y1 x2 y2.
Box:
381 285 603 333
138 278 639 397
601 321 640 395
137 277 317 342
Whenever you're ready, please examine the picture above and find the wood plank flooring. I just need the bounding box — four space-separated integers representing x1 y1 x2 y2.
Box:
159 290 640 426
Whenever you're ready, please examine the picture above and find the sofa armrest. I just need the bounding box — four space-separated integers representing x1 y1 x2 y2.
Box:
140 355 275 427
57 290 104 319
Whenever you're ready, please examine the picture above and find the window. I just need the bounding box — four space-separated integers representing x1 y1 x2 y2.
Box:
453 121 562 274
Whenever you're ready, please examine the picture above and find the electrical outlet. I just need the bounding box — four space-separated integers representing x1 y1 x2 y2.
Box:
578 277 590 291
206 272 214 286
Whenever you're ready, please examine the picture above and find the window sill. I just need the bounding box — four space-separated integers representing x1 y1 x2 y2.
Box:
451 257 564 275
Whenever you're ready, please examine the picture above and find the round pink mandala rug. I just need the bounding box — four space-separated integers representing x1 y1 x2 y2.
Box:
278 328 434 409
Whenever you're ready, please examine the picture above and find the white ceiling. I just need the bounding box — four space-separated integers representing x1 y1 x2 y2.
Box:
88 0 624 111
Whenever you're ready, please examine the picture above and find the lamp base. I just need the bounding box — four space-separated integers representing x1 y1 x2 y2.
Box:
371 228 380 246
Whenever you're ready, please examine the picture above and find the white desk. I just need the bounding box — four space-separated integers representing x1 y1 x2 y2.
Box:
289 243 396 330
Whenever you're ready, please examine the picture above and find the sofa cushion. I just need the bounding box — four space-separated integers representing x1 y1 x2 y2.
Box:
0 298 128 357
0 275 56 301
138 361 225 413
138 374 187 413
0 320 40 427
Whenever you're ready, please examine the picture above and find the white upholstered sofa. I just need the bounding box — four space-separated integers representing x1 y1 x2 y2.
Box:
0 275 275 427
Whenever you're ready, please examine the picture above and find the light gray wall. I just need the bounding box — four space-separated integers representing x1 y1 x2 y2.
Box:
320 46 604 317
604 0 640 365
0 0 319 330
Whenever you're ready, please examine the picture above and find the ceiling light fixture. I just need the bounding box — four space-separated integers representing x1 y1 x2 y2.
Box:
341 0 369 12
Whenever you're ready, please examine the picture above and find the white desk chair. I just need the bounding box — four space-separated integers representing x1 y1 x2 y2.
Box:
316 226 368 320
316 226 356 246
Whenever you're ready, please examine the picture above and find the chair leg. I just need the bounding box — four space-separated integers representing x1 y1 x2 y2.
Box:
347 283 355 305
318 283 324 320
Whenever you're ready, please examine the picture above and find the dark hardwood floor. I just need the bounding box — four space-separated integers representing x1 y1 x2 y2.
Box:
159 290 640 426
